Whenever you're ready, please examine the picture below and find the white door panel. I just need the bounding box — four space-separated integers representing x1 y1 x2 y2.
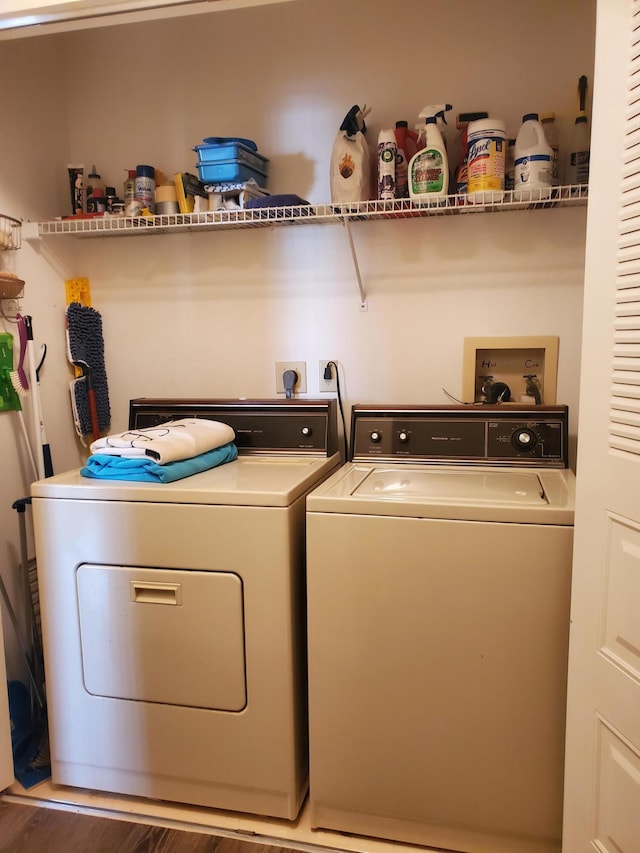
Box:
563 0 640 848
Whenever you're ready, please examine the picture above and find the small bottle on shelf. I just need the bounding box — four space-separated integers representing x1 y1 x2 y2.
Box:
540 112 560 186
85 165 104 210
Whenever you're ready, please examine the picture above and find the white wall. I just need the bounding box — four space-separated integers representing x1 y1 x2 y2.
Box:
0 0 595 676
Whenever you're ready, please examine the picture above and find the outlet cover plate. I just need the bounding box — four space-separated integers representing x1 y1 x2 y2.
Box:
275 361 307 394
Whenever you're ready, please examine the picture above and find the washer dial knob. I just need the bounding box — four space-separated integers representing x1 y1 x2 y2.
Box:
512 427 538 452
370 431 382 443
301 426 312 437
398 431 409 443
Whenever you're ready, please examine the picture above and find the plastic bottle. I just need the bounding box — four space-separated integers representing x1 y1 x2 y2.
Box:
567 77 590 188
330 104 372 204
454 111 488 196
513 113 553 201
105 186 118 211
86 188 106 213
394 121 419 199
377 128 397 200
540 113 560 185
505 139 516 192
135 165 156 213
408 104 452 203
567 116 590 186
466 117 506 203
85 165 104 209
123 169 136 203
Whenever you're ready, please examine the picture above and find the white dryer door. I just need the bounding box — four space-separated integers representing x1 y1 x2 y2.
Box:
77 564 246 711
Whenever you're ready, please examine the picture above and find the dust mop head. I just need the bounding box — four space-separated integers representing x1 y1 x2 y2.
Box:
66 302 110 438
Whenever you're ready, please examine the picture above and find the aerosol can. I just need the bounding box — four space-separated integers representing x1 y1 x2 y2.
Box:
408 103 452 202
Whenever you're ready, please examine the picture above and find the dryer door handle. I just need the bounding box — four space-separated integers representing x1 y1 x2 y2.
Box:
130 581 182 606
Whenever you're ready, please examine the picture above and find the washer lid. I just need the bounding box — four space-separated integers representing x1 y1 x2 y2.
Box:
307 463 575 524
354 468 546 505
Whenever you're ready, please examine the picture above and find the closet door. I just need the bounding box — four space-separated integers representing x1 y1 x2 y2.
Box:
563 0 640 848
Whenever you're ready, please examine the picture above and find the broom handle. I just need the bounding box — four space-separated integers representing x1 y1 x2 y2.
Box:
24 316 45 480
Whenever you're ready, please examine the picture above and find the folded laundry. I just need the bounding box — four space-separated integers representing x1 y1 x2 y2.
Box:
81 443 238 483
89 418 235 465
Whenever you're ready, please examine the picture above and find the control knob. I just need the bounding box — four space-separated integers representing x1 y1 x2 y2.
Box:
398 431 409 443
370 431 382 443
301 426 312 437
512 427 538 452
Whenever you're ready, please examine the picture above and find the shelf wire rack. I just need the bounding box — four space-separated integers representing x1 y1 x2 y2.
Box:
0 214 22 250
32 185 589 239
0 214 24 298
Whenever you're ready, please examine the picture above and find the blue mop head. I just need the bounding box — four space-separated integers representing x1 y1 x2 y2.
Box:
66 302 110 438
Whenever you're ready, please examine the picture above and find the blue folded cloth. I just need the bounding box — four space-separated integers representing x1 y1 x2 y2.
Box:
81 442 238 483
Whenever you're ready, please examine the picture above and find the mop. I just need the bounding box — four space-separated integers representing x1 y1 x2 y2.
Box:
65 302 110 442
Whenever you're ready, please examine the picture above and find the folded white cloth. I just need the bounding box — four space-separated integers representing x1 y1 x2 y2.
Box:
89 418 236 465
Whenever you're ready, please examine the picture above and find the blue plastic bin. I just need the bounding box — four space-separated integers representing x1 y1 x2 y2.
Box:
196 160 268 187
193 142 268 174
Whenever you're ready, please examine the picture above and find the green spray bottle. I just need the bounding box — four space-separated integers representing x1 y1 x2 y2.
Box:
408 104 452 202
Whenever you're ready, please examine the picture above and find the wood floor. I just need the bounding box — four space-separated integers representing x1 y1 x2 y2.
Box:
0 802 303 853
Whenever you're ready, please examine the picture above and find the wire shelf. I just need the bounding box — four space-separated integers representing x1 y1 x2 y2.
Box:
0 214 22 249
32 185 589 238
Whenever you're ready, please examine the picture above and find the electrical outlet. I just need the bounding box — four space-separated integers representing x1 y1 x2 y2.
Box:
319 360 338 392
275 361 307 394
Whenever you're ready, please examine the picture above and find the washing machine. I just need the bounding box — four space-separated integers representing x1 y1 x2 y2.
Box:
306 404 575 853
32 398 339 820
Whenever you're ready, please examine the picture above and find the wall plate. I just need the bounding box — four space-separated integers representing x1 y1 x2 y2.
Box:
462 336 559 405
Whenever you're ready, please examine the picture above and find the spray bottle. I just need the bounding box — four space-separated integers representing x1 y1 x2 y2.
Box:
408 104 452 203
394 121 419 198
567 75 590 187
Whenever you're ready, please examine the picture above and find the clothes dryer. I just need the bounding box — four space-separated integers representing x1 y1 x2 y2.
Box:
32 398 339 820
306 404 575 853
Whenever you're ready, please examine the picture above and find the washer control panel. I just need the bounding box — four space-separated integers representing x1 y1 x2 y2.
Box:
351 404 568 467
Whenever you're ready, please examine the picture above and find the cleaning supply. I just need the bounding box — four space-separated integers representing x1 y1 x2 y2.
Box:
505 138 516 191
65 302 111 442
453 111 488 196
21 316 46 480
330 104 372 204
123 169 136 202
9 314 28 399
408 104 452 203
67 165 84 214
85 165 103 210
466 117 506 203
394 121 419 199
567 75 590 186
377 128 397 200
513 113 553 200
135 165 156 214
541 113 560 185
0 332 22 412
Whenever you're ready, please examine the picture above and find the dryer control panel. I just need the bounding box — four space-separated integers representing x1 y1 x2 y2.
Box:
351 404 568 467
